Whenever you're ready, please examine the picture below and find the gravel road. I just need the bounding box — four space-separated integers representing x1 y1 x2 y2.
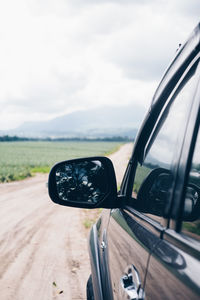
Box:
0 143 133 300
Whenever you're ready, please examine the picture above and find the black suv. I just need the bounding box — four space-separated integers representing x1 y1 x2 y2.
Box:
48 24 200 300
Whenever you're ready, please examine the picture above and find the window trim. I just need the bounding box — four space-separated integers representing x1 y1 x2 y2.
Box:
123 55 200 229
144 56 200 165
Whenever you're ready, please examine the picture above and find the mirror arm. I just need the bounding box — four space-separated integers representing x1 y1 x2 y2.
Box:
116 195 131 208
116 195 140 210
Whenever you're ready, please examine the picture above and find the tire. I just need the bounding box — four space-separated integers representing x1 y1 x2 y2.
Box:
86 274 95 300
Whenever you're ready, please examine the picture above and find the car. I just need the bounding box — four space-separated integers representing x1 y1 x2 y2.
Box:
48 23 200 300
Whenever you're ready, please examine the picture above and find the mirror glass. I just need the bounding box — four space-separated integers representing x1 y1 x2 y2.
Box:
55 159 108 205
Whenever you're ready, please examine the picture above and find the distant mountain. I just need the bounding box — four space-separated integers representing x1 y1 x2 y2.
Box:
2 105 146 138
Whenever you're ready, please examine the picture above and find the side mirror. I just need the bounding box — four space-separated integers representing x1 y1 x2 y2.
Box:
48 156 118 208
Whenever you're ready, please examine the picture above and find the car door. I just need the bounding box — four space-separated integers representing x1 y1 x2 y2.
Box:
145 63 200 299
106 36 200 299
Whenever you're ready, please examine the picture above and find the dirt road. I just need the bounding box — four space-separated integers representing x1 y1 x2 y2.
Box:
0 143 133 300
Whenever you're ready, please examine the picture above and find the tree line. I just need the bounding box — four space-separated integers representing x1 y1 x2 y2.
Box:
0 135 132 142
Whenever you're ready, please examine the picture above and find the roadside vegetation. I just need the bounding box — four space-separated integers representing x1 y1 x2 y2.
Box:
82 208 103 231
0 141 122 182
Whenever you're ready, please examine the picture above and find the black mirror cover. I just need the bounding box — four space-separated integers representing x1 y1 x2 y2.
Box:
48 156 118 208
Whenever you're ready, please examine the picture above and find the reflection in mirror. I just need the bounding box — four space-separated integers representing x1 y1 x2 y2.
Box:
183 189 200 240
184 184 200 221
136 168 173 217
55 160 107 204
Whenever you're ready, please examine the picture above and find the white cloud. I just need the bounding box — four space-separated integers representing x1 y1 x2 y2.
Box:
0 0 199 129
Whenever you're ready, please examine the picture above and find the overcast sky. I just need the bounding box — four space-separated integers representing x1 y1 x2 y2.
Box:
0 0 199 130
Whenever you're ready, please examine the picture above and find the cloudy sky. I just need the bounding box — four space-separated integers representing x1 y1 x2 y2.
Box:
0 0 199 130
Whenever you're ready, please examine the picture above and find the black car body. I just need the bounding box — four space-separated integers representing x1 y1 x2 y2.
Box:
48 24 200 300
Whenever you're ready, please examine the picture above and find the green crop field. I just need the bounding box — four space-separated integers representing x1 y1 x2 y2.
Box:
0 141 122 182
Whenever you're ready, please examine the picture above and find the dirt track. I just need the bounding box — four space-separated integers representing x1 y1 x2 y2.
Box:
0 143 133 300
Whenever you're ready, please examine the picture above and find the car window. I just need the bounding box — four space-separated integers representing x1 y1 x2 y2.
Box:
131 60 199 222
182 127 200 241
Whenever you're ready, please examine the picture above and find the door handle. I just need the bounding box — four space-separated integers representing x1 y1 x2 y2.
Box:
121 265 145 300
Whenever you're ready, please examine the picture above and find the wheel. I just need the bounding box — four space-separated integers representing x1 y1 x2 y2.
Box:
86 274 95 300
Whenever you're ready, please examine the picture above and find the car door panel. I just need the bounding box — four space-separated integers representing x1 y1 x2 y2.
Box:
107 208 163 300
145 234 200 299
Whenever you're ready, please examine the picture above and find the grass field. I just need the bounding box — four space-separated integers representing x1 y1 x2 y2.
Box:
0 141 122 182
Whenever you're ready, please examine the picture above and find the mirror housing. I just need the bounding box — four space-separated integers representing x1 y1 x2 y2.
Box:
48 156 118 208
